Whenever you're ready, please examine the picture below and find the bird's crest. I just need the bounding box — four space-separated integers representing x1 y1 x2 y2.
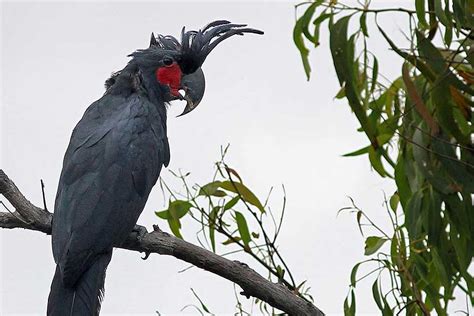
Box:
149 20 263 74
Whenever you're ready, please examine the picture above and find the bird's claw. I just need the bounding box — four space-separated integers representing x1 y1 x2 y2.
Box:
132 225 151 259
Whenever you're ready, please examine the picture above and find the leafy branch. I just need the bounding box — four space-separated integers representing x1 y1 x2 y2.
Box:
294 0 473 315
155 146 316 312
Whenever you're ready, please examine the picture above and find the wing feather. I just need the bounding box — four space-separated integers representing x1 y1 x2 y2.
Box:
52 93 169 286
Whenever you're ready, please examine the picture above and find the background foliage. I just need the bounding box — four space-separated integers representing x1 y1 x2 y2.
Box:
294 0 473 315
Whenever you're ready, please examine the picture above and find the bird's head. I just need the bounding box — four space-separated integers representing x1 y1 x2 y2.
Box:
130 20 263 116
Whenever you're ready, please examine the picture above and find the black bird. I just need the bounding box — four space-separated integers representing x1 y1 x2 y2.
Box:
47 21 262 315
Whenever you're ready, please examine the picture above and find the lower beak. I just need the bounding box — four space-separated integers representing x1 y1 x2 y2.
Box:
177 68 206 117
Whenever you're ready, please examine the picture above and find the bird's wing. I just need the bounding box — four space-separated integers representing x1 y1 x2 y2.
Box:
52 93 169 286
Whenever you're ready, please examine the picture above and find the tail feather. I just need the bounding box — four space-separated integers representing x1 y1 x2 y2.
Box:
47 252 112 316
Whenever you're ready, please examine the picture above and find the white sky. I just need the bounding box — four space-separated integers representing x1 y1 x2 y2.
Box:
0 1 469 315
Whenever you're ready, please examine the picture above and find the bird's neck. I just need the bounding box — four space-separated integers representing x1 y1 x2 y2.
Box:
105 63 167 112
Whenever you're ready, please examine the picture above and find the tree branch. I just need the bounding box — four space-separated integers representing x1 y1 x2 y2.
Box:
0 169 324 316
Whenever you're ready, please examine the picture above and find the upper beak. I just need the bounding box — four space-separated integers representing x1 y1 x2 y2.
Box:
177 68 206 117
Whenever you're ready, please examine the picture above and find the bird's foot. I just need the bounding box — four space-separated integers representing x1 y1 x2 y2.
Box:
131 225 148 241
131 225 152 260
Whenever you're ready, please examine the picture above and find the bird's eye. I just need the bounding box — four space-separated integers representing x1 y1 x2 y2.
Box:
163 57 174 66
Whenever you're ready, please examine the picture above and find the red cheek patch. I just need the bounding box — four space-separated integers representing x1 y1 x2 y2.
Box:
156 63 182 97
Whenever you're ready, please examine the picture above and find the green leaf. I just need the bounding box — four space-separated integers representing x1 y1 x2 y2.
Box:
168 200 193 221
381 292 394 316
213 190 227 197
330 15 378 147
342 145 370 157
370 56 378 94
390 232 400 268
313 12 332 47
415 0 429 29
313 11 332 25
223 196 239 211
426 190 443 247
389 192 399 213
368 147 386 177
276 265 285 279
222 236 241 245
405 190 423 237
335 84 346 99
372 279 384 310
453 106 470 136
156 200 192 239
350 262 362 287
434 0 451 26
209 206 219 252
356 210 364 236
293 1 323 80
301 0 323 43
235 211 251 247
199 181 223 196
384 77 403 117
411 128 457 194
364 236 388 255
444 23 453 47
221 181 265 212
168 217 183 239
359 13 368 37
395 159 411 209
344 289 356 316
432 77 470 145
431 136 474 192
452 0 468 29
376 134 392 146
155 200 192 220
155 210 169 220
432 248 449 287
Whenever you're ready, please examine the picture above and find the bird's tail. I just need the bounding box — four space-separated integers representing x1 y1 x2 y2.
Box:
47 252 112 316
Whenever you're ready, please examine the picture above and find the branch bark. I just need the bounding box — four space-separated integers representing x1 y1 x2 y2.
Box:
0 169 324 316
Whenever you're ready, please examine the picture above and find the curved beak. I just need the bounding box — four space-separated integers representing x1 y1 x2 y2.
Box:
177 68 206 117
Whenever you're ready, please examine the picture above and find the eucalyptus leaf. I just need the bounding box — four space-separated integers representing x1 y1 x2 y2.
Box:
364 236 388 256
223 196 240 211
221 181 265 212
235 211 252 247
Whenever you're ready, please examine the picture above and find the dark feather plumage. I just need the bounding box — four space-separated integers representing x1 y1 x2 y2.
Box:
47 20 262 316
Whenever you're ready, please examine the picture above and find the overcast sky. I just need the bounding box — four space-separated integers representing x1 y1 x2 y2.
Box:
0 1 468 315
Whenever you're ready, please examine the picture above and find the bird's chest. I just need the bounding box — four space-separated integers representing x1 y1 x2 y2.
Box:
95 97 169 176
116 116 163 164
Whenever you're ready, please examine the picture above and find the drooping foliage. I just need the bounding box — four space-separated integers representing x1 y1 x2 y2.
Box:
294 1 473 315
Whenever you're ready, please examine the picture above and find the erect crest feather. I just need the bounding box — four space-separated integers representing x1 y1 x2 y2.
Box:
149 20 263 74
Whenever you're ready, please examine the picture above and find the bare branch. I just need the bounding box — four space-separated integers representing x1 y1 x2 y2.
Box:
0 170 52 233
0 169 324 316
